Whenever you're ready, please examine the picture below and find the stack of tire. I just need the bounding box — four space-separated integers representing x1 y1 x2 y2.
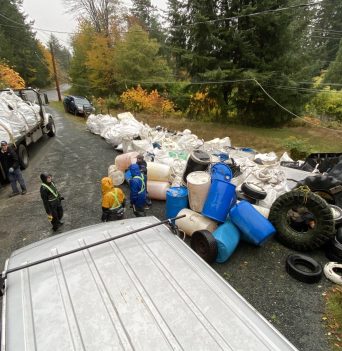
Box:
269 174 342 285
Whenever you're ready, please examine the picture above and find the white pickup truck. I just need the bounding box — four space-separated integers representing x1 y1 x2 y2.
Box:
0 216 299 351
0 88 56 183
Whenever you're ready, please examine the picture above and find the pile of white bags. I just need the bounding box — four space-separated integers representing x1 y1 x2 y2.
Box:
0 90 41 143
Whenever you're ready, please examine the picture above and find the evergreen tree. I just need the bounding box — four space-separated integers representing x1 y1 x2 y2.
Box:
69 22 94 96
313 0 342 69
0 0 50 87
114 24 172 90
48 34 71 74
130 0 165 42
324 40 342 86
166 0 189 75
167 0 314 125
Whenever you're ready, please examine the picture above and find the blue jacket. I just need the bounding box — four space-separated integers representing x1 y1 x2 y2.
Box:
129 164 147 208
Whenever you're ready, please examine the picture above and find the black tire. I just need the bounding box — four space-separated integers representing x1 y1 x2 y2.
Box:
18 144 29 169
297 175 342 208
236 190 257 204
337 227 342 244
269 189 335 251
47 117 56 137
191 230 217 264
286 254 322 284
325 237 342 263
241 182 267 200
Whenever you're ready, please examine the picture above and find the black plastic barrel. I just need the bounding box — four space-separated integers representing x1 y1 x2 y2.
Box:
182 150 211 183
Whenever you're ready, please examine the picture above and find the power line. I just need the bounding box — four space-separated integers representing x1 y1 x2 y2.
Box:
0 1 321 35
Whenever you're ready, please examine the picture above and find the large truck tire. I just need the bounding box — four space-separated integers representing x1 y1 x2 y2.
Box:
296 175 342 208
18 144 29 169
269 189 335 251
47 116 56 137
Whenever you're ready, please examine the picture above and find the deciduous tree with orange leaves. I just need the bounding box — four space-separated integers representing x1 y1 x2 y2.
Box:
0 63 25 89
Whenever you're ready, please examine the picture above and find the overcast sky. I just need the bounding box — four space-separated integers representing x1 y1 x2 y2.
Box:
22 0 167 50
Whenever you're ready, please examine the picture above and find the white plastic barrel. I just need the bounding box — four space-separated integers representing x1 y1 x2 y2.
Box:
176 208 218 236
115 151 139 171
187 171 211 212
147 181 170 200
147 162 171 182
108 165 125 186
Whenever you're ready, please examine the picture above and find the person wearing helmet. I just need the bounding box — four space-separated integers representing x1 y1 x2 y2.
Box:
40 172 64 231
101 177 126 222
129 163 147 217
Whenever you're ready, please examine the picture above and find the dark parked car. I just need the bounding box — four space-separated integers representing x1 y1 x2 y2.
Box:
63 96 95 116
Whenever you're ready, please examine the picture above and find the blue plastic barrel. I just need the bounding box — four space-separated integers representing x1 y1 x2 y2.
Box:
202 180 236 222
212 220 240 263
229 200 276 246
210 162 233 182
166 187 189 222
213 153 229 162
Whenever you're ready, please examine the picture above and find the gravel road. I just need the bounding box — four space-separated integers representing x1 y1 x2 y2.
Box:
0 107 333 351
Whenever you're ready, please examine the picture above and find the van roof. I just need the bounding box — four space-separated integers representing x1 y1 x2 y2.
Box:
2 217 298 351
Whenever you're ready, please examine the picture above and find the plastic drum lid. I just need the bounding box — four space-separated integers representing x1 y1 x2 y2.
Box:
211 163 233 181
167 187 188 197
187 171 211 185
190 150 211 164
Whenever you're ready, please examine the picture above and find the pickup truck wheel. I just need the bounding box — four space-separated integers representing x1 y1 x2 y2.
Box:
47 117 56 137
18 144 29 169
191 230 217 263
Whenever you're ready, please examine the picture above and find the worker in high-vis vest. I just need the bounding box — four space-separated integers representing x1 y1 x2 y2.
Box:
101 177 126 222
40 172 64 231
128 163 147 217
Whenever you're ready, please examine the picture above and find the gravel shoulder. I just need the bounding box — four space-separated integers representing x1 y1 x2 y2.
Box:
0 107 333 351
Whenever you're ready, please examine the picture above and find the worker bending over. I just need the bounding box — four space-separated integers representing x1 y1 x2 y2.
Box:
101 177 125 221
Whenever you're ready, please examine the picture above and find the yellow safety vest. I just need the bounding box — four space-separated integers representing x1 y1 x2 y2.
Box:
110 189 121 209
41 182 59 201
133 176 145 194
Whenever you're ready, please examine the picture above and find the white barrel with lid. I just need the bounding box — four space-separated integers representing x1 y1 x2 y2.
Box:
115 151 139 171
176 208 218 236
187 171 211 212
147 162 171 182
147 181 170 200
108 165 125 186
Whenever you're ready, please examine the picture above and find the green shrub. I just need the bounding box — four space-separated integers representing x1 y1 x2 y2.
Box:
307 87 342 122
282 136 313 160
105 94 121 109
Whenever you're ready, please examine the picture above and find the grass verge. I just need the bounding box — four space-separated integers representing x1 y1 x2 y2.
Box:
324 287 342 351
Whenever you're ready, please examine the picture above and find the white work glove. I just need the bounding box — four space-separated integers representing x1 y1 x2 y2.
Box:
8 167 14 173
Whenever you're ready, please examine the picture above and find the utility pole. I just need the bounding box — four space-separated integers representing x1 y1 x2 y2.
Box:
50 43 62 102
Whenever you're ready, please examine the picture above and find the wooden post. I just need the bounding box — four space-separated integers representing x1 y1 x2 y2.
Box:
50 43 62 102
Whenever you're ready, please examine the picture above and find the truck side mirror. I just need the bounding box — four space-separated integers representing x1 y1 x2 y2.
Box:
44 94 49 105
